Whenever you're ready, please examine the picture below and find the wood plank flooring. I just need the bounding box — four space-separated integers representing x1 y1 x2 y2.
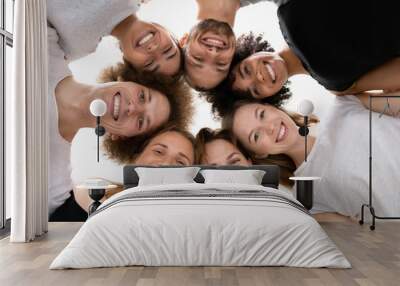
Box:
1 218 399 286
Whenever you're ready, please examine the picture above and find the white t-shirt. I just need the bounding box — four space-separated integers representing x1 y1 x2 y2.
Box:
47 0 141 61
47 27 74 215
294 95 400 218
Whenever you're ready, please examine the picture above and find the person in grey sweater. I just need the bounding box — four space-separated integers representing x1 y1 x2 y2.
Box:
47 0 182 79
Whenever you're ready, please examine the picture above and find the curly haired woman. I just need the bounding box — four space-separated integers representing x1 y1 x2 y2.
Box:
201 33 292 117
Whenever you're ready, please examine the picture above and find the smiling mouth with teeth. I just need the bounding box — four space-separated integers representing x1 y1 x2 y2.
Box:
276 122 287 143
265 62 276 84
138 32 155 46
201 36 227 49
113 92 121 121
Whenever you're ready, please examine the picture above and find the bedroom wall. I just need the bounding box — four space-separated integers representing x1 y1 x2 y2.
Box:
70 0 334 185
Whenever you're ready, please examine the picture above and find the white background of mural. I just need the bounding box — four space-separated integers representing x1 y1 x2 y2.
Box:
70 0 334 185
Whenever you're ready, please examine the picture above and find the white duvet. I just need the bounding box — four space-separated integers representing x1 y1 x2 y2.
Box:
50 183 350 269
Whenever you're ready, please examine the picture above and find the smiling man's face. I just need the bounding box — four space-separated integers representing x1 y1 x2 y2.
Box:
184 19 236 90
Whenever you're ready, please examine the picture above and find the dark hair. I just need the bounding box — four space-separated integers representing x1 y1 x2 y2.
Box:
103 124 195 164
201 32 292 118
222 99 319 187
183 19 236 91
194 127 250 164
98 62 194 164
122 29 184 83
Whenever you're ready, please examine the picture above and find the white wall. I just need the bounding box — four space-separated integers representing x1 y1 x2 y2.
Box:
70 0 334 185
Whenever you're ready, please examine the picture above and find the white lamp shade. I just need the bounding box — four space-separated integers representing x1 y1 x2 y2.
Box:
89 99 107 117
298 99 314 116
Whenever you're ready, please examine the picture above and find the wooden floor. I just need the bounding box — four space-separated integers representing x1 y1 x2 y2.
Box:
1 218 400 286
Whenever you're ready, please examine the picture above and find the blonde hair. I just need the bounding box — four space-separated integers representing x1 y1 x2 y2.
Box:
223 100 319 187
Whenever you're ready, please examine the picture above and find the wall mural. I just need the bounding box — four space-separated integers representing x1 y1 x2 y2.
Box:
47 0 400 222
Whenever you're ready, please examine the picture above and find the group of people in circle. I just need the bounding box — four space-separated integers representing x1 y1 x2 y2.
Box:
48 0 400 221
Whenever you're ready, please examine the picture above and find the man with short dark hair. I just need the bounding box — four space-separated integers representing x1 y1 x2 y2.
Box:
181 0 241 91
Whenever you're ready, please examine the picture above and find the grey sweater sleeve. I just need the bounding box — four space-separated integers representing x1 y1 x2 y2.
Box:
47 24 72 90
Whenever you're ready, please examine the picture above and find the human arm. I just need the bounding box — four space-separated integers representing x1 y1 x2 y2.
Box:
355 58 400 93
47 25 72 88
196 0 240 26
333 58 400 96
356 90 400 117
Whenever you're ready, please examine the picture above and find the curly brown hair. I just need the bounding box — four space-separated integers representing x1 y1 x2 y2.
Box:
201 32 292 118
98 62 194 164
222 99 319 187
194 127 251 164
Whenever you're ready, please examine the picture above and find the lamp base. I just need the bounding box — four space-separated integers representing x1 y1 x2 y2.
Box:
296 180 314 210
88 188 106 215
289 177 320 210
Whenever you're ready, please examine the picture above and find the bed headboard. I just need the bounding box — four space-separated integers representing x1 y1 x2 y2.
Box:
123 165 280 189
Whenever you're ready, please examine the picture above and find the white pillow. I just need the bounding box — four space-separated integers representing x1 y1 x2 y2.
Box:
135 167 201 186
200 169 266 185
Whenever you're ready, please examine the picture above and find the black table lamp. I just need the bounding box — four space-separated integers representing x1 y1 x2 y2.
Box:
290 100 320 210
76 179 118 215
89 99 107 162
297 99 314 162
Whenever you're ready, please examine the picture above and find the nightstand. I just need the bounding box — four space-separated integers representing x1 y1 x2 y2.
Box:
289 177 320 210
76 179 118 215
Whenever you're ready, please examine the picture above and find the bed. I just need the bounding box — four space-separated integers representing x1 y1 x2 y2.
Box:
50 165 350 269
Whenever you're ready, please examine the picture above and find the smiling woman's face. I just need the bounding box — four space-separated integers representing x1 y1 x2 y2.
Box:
134 131 195 166
120 20 181 77
232 52 288 99
91 81 170 139
232 103 298 157
201 139 251 166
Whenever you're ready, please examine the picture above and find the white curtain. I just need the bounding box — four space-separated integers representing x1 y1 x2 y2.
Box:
9 0 48 242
